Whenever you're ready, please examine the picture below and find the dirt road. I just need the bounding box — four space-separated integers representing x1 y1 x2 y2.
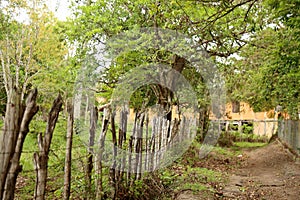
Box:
222 140 300 199
175 140 300 200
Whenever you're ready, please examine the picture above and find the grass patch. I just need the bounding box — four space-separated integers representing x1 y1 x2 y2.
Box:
160 161 225 199
181 183 207 194
212 146 241 157
234 142 267 148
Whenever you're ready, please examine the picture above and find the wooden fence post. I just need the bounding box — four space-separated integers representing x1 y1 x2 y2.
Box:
63 101 74 200
1 89 39 200
95 107 110 200
33 94 63 200
85 105 98 199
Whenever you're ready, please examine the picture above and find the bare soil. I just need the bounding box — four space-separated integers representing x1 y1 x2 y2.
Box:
221 140 300 200
177 140 300 200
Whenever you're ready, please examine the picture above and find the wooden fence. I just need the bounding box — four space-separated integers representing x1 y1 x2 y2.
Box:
278 120 300 155
76 105 197 199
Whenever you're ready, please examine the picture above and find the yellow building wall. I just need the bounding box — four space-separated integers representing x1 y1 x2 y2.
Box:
209 102 284 138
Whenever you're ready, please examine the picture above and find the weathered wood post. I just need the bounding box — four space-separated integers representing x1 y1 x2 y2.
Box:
95 106 110 200
64 101 74 200
33 94 63 200
1 88 39 200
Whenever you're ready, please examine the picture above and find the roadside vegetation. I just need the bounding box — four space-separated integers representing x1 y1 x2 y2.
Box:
9 119 266 199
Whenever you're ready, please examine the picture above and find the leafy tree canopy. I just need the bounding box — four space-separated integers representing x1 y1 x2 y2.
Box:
229 0 300 118
68 0 265 110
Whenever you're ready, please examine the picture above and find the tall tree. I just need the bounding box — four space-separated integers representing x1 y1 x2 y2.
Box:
230 0 300 119
68 0 265 130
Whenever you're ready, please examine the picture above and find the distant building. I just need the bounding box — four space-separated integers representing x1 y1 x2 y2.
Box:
210 101 289 138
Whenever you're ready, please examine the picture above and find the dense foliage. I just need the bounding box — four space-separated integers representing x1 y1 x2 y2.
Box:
225 0 300 118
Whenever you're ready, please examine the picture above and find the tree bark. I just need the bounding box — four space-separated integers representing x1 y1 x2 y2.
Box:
33 94 63 200
63 101 74 200
198 107 210 142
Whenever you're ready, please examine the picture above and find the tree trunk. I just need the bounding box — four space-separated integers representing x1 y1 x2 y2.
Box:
34 94 63 200
0 88 39 200
64 101 74 200
198 107 210 142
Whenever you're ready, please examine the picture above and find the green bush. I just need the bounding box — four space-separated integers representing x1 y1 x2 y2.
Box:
242 124 253 134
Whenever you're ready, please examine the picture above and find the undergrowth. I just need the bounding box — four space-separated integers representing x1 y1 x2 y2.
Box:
13 116 268 200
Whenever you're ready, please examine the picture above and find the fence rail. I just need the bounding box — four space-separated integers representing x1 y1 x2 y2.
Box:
213 119 278 138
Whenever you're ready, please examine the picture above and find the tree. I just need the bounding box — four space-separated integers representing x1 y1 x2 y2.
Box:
69 0 265 132
231 0 300 119
71 0 262 55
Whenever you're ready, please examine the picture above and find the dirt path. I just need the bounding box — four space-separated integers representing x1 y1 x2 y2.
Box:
175 140 300 200
221 140 300 199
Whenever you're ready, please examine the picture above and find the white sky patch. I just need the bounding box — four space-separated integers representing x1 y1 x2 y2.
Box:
0 0 72 22
0 1 29 24
46 0 72 21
